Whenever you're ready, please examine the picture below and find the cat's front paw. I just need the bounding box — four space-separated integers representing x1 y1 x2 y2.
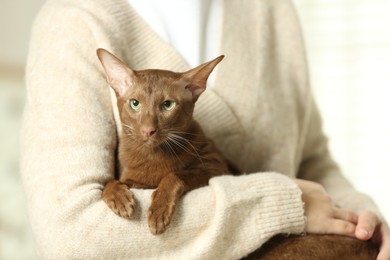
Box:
148 190 175 235
102 180 136 219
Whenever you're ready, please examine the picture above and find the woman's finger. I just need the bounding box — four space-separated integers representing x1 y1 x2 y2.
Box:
333 208 358 224
326 219 356 237
355 210 379 240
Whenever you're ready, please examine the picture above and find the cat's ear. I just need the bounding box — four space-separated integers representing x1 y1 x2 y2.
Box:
96 48 135 97
184 55 224 102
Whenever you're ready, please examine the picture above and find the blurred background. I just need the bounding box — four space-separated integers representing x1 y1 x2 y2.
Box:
1 0 46 259
0 0 389 259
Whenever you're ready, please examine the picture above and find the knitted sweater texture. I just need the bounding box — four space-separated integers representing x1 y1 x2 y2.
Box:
21 0 380 259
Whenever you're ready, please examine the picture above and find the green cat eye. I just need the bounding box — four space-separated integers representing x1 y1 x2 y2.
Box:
162 100 176 111
129 99 141 110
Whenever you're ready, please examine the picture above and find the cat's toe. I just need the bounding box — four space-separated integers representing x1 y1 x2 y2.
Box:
116 197 135 218
103 183 136 219
147 205 174 235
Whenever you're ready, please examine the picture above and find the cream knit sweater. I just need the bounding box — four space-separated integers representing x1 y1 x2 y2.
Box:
21 0 381 259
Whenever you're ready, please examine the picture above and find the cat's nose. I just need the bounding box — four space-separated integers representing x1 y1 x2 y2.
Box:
141 127 156 138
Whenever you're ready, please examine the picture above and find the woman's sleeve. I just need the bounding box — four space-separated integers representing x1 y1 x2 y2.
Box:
21 3 305 259
298 96 382 217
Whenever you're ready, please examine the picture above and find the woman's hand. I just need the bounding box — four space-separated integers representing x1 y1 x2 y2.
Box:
294 179 358 237
355 210 390 260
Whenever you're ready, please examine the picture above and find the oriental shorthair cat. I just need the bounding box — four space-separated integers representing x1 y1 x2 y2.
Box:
97 48 236 235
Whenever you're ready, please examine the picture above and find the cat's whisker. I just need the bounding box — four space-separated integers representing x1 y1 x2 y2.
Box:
167 134 191 152
169 131 209 144
122 123 134 130
125 133 135 139
167 133 206 168
122 122 135 139
162 139 185 167
174 135 207 163
170 130 204 137
167 135 194 156
123 127 134 136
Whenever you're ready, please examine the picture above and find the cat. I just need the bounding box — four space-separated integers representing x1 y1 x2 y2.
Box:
97 48 237 235
96 48 379 258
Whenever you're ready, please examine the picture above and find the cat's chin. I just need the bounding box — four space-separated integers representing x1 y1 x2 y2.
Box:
141 137 163 148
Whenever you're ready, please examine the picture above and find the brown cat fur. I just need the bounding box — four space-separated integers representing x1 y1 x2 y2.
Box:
97 48 235 235
244 234 378 260
97 49 378 258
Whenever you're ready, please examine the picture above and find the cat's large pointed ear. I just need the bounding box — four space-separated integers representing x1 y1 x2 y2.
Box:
184 55 224 102
96 48 135 97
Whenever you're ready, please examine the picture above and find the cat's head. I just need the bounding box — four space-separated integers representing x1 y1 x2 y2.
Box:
97 48 224 147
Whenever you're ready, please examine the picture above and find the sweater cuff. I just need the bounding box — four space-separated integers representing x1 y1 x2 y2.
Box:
210 172 305 238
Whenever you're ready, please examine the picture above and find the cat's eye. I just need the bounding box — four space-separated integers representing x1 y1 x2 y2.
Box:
162 100 176 111
129 99 141 110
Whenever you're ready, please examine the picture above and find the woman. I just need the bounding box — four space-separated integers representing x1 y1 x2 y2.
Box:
21 0 389 258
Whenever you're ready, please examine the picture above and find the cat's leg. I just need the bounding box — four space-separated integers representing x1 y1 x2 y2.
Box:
148 173 188 235
147 162 228 235
102 179 136 219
